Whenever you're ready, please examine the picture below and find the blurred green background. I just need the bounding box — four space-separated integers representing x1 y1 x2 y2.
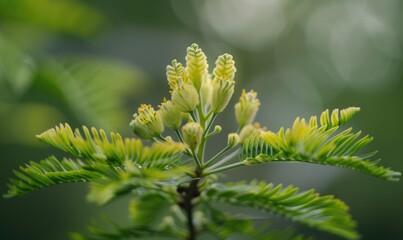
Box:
0 0 402 239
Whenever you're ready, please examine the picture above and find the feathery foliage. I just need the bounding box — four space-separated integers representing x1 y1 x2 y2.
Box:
241 108 400 181
205 181 357 239
4 44 400 240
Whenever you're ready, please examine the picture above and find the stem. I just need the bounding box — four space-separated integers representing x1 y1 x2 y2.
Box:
207 148 241 169
197 113 217 164
189 110 198 122
203 114 217 138
179 169 202 240
204 161 245 176
157 135 167 142
203 146 231 168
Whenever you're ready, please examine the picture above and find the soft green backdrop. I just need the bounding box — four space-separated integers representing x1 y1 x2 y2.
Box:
1 0 402 239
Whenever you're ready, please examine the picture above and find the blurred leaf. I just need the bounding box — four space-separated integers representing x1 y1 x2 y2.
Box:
0 34 35 99
0 102 64 145
0 0 104 37
38 58 147 131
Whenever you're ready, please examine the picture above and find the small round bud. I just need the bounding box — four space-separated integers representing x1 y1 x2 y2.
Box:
210 79 235 113
212 125 222 134
130 104 164 140
181 122 203 151
235 90 260 128
227 133 240 148
159 99 182 130
172 83 200 113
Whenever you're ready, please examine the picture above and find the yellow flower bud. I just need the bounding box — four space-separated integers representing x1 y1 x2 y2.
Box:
130 104 164 140
181 122 203 151
210 79 235 113
234 90 260 128
172 83 200 112
239 123 263 143
227 133 240 148
159 99 182 130
210 53 237 113
166 59 186 90
186 43 208 91
200 74 213 107
213 53 236 81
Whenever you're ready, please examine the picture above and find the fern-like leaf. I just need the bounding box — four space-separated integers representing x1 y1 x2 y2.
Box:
87 160 190 205
241 108 400 181
37 123 186 167
205 181 358 239
204 206 304 240
4 156 101 198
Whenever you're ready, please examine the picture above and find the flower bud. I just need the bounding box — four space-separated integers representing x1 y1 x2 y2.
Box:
227 133 240 148
166 60 186 90
181 122 203 151
172 83 200 113
210 79 235 113
186 43 208 91
235 90 260 128
130 104 164 140
200 75 212 107
159 99 182 130
239 123 263 143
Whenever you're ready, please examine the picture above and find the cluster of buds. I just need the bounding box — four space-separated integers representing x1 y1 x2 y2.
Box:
235 90 260 128
130 104 164 140
130 43 261 155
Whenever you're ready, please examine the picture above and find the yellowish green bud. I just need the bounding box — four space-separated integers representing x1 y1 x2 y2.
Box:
227 133 240 148
166 59 187 90
200 74 213 107
235 89 261 128
186 43 208 91
210 79 235 113
181 122 203 151
209 53 237 113
172 83 200 112
130 104 164 140
159 99 182 130
213 53 236 81
239 123 263 143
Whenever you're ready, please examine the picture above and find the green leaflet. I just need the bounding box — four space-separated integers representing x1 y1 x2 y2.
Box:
241 108 401 181
37 123 186 167
87 160 190 205
4 156 101 198
205 181 358 240
203 206 305 240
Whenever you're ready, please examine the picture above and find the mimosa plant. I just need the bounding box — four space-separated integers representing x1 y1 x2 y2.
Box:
4 44 400 240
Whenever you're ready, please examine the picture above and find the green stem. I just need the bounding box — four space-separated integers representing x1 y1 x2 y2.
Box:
189 111 198 122
157 135 167 142
204 161 245 176
175 129 185 143
203 146 231 168
197 113 217 164
207 149 240 169
203 113 217 138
